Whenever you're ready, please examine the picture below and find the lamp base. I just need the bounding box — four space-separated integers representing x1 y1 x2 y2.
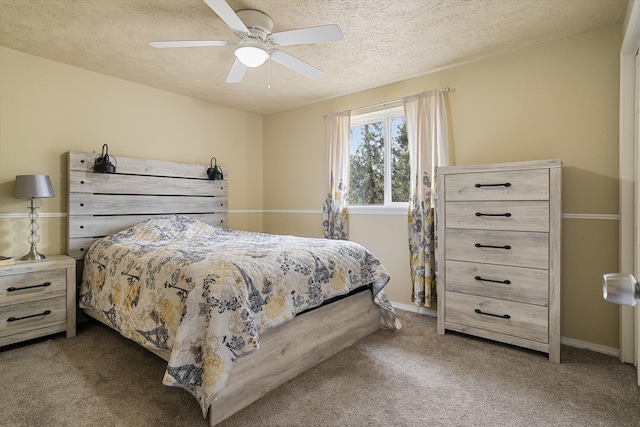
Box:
20 246 45 261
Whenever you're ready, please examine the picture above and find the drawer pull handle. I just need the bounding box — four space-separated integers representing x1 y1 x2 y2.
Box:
7 310 52 322
7 282 52 292
475 243 511 250
475 212 511 217
475 276 511 285
475 182 511 188
474 309 511 319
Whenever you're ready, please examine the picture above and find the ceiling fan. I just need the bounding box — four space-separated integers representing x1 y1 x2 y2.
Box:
150 0 344 83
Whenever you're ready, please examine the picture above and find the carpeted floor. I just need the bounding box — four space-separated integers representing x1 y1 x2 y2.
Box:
1 310 639 427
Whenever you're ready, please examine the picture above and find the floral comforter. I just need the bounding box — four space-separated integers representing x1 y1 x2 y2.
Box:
78 215 400 416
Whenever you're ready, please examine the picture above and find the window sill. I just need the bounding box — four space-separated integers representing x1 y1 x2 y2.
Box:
347 205 409 215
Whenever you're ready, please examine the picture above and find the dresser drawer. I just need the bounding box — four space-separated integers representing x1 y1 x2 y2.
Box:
445 201 549 232
445 169 549 201
445 292 548 343
445 229 549 269
0 296 66 338
445 260 548 305
0 269 67 306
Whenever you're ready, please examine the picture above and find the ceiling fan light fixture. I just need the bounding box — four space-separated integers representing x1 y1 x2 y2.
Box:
235 45 269 68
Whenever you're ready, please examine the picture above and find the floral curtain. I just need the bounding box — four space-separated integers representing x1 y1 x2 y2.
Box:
404 90 449 307
322 111 351 240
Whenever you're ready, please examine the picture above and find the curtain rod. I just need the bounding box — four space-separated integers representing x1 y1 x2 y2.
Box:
321 87 452 119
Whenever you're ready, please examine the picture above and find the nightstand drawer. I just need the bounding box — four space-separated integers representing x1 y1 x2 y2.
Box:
0 296 66 338
445 292 548 343
445 201 549 232
0 269 67 305
445 260 549 305
445 168 549 201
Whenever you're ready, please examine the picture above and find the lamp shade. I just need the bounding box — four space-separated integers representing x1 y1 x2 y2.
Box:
14 175 55 199
235 45 269 68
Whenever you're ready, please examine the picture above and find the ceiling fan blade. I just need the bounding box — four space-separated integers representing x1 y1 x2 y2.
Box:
270 50 323 80
226 58 248 83
203 0 249 35
270 24 343 46
150 40 231 48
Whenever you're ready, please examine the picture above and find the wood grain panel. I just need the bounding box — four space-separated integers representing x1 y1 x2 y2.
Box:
548 166 562 363
68 238 99 260
207 290 379 425
0 269 67 305
69 171 227 196
436 174 446 335
444 323 549 354
0 324 67 347
69 193 227 215
445 201 549 232
445 291 548 343
69 151 229 179
445 228 549 269
0 296 66 339
445 260 548 305
445 168 549 201
68 213 227 239
67 151 230 261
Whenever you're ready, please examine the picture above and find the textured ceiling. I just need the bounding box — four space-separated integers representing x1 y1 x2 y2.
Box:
0 0 629 116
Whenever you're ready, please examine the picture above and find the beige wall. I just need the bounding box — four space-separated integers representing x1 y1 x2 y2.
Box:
264 25 623 349
0 47 264 257
0 23 624 350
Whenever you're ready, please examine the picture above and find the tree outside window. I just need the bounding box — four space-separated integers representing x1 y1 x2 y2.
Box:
349 107 408 206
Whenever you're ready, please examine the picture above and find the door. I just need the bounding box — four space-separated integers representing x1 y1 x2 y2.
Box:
636 45 640 387
619 1 640 387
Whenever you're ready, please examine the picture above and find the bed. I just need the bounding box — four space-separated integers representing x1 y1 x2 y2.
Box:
67 151 400 425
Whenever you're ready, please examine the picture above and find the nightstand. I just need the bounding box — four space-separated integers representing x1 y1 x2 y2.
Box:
0 255 76 347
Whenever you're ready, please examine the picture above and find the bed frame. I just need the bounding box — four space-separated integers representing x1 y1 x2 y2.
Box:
67 150 381 425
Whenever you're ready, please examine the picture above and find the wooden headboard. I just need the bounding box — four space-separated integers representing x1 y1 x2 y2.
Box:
67 151 228 260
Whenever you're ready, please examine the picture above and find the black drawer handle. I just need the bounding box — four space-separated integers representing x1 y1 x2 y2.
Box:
7 310 52 322
475 182 511 188
475 243 511 250
475 276 511 285
475 212 512 217
475 309 511 319
7 282 52 292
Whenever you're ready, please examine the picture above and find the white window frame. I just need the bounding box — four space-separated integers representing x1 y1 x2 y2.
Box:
348 106 409 215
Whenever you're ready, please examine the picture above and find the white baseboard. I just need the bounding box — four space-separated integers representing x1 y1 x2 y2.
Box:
391 302 437 317
392 302 619 358
560 337 619 357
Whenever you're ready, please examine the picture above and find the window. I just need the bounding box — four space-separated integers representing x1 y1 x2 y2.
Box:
348 106 409 208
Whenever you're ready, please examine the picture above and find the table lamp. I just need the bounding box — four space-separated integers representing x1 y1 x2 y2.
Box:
14 175 55 260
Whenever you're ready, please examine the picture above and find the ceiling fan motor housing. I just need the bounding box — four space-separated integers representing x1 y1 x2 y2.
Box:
150 0 343 83
236 9 273 41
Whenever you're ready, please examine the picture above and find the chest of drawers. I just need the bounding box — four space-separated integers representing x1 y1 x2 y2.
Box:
436 160 561 362
0 255 76 347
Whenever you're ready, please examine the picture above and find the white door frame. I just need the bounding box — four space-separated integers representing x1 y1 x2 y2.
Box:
619 0 640 386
